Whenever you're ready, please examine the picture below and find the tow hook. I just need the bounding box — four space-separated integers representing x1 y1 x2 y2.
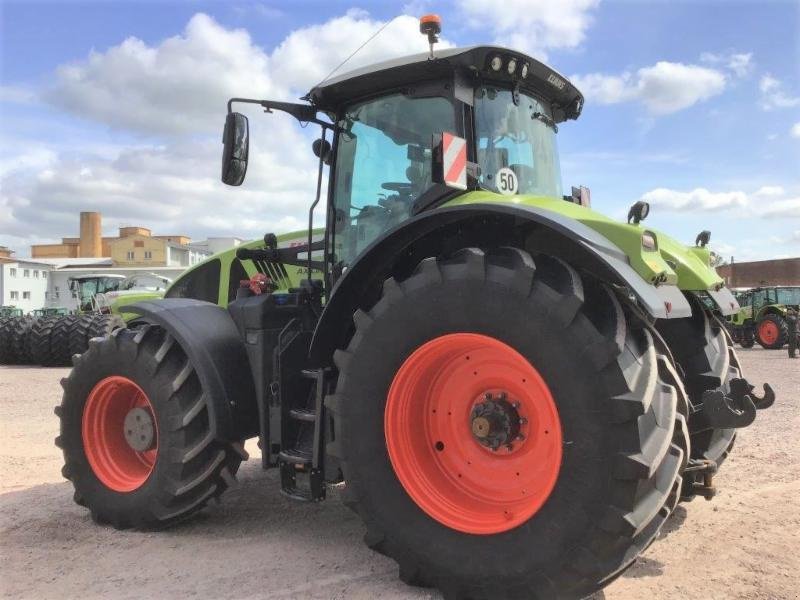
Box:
730 378 775 410
683 458 717 501
694 378 775 431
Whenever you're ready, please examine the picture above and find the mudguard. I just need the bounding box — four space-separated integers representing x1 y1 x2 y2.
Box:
310 203 691 364
127 298 257 441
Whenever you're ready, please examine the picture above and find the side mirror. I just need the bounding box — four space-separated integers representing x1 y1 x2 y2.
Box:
221 112 249 186
312 138 331 164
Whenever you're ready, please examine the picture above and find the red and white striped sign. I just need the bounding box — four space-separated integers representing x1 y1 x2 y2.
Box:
442 132 467 190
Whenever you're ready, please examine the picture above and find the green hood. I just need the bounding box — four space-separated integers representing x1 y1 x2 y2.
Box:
447 191 724 291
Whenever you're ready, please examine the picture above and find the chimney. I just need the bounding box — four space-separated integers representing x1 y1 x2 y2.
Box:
79 211 102 258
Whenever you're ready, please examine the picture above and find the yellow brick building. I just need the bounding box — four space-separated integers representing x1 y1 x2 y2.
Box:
31 212 209 267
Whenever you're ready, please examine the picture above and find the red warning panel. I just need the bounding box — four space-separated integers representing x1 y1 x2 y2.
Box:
442 132 467 190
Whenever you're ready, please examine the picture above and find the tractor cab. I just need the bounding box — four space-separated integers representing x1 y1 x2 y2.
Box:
68 274 126 312
221 38 583 280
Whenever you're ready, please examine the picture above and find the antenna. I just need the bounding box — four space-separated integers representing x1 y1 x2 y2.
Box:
419 14 442 60
315 16 398 87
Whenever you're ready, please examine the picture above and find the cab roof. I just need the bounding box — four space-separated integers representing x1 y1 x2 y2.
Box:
307 45 584 123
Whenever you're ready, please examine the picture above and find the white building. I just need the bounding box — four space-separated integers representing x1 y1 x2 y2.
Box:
188 237 244 256
166 243 211 267
0 257 53 313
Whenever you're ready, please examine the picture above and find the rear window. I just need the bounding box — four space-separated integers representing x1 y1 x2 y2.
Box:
228 259 249 302
165 259 221 304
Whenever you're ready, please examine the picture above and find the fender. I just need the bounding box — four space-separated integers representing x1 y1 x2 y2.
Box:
310 203 691 364
127 298 257 441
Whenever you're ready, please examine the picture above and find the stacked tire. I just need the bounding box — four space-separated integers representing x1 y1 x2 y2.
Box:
0 314 125 366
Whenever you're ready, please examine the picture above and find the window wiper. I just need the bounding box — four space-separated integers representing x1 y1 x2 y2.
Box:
532 112 558 132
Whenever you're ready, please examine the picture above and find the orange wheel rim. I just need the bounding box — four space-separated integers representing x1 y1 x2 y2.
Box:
82 376 158 492
385 333 562 534
759 320 779 345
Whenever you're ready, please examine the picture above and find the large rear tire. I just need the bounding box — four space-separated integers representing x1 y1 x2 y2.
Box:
51 315 78 366
30 316 59 366
68 314 95 357
12 316 36 364
56 325 246 529
0 317 16 364
655 295 739 475
327 248 685 600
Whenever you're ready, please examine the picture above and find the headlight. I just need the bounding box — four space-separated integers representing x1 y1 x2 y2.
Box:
507 58 518 75
490 55 503 71
521 62 529 78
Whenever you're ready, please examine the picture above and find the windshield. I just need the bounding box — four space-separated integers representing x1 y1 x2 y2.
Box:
475 86 562 198
332 93 455 266
776 288 800 305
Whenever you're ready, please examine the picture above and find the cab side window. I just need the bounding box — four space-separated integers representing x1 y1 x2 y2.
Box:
166 259 221 304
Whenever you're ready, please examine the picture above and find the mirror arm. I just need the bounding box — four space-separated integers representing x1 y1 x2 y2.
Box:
307 127 328 284
227 97 333 129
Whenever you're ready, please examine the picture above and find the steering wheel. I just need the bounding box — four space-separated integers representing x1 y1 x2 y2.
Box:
381 182 413 193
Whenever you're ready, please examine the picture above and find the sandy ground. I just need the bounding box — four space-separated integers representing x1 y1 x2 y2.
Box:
1 348 798 600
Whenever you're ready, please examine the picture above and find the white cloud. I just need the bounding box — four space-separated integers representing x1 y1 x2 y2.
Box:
754 185 785 197
456 0 599 59
572 61 727 115
0 114 322 248
700 51 753 78
759 74 800 110
0 147 57 177
0 85 37 104
44 11 435 136
269 10 442 92
640 185 800 219
641 187 747 211
2 10 438 251
45 14 277 135
792 122 800 138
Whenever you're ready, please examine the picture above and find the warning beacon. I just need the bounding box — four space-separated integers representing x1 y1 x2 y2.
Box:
419 14 442 59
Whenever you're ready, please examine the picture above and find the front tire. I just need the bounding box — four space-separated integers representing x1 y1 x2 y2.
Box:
56 325 245 529
327 248 685 600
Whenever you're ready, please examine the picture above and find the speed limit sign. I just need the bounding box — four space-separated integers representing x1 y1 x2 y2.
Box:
496 167 518 195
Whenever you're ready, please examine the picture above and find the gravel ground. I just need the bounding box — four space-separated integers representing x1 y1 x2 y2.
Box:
1 347 798 599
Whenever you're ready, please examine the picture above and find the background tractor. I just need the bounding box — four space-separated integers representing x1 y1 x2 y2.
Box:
54 18 774 600
0 274 167 367
727 286 799 349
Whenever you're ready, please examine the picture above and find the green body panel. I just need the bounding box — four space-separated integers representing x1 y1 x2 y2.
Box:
165 229 324 308
110 292 165 322
446 191 724 291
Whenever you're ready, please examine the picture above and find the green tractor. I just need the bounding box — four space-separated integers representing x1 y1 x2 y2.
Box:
0 306 23 318
55 21 775 600
32 307 71 317
727 286 800 349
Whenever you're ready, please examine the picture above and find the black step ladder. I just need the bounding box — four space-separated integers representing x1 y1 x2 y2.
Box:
278 368 331 501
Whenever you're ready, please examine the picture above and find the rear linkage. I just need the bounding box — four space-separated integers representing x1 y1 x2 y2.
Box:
695 378 775 431
685 378 775 500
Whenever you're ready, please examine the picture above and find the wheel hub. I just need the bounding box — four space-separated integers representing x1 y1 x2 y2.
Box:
384 333 562 534
470 393 524 451
123 407 156 452
81 375 158 493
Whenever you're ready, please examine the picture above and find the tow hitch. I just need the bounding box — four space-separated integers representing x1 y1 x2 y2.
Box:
694 378 775 431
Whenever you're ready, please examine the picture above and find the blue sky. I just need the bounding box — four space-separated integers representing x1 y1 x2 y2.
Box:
1 0 798 261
